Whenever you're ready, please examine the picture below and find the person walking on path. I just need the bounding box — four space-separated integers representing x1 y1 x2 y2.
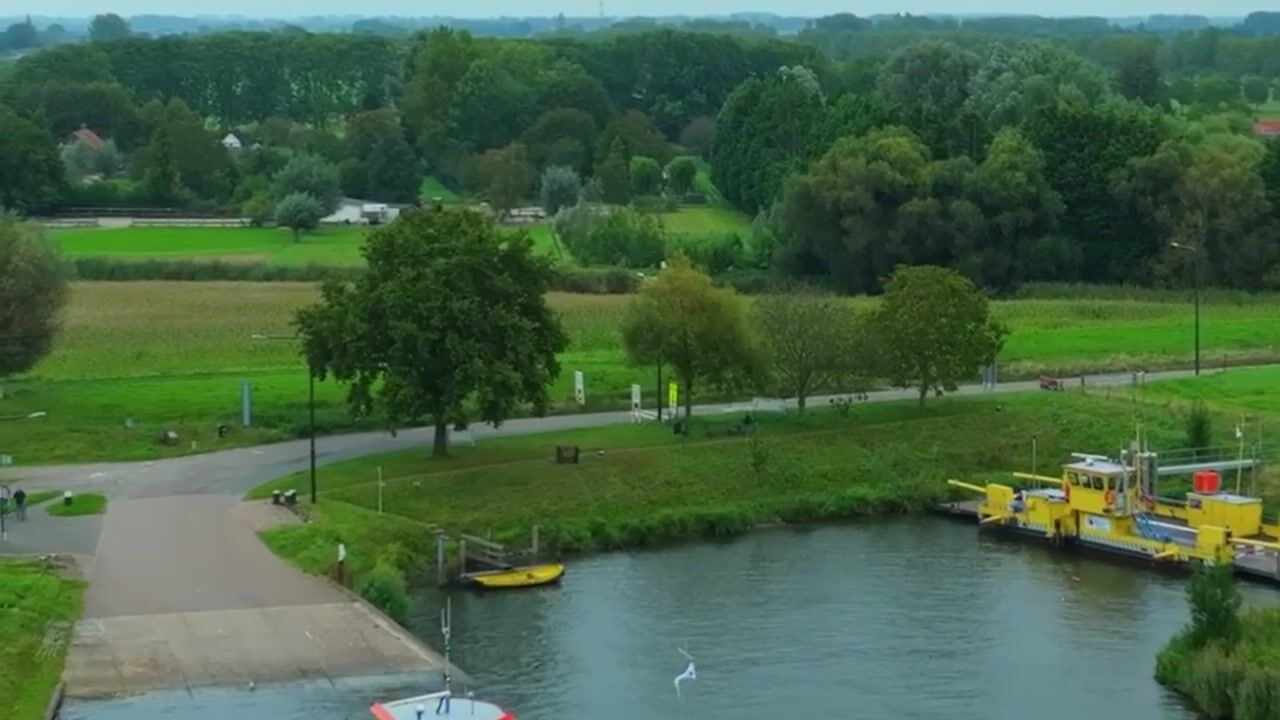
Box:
13 488 26 521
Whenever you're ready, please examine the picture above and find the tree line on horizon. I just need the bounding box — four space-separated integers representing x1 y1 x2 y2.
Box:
0 17 1278 291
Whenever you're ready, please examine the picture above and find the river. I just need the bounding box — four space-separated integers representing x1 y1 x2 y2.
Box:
64 517 1277 720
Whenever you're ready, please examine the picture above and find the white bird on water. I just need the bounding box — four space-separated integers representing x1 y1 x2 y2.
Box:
674 647 696 698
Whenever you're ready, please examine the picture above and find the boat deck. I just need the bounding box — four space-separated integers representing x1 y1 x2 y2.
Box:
373 694 511 720
935 500 1280 584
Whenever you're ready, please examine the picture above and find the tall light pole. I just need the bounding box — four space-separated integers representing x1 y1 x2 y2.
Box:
252 334 318 504
1170 241 1201 376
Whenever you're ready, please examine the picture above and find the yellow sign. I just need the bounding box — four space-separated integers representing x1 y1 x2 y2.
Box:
668 382 678 410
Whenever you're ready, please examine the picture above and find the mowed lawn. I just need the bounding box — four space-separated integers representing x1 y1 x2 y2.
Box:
656 205 752 238
51 223 563 267
5 282 1280 464
1144 365 1280 418
0 560 85 720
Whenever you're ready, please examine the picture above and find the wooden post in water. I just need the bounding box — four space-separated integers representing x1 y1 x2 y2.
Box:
458 539 467 580
531 525 540 557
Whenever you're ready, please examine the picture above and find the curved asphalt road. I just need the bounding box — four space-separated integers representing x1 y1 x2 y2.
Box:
0 365 1225 501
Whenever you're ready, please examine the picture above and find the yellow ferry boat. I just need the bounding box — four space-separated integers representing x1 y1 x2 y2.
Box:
945 448 1280 583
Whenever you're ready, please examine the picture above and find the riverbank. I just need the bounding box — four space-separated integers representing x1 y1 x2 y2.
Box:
0 557 85 720
1155 569 1280 720
253 391 1212 598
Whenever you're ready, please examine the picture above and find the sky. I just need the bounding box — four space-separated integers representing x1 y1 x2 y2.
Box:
8 1 1271 19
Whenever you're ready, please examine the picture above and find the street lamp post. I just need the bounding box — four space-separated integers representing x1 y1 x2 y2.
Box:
252 334 318 504
1170 242 1201 376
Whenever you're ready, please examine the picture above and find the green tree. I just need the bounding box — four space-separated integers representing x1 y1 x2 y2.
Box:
5 20 38 50
629 156 662 196
752 287 872 413
561 206 665 268
1194 76 1243 109
61 138 121 180
297 208 567 457
539 165 580 216
877 40 981 156
597 138 631 204
621 256 758 421
679 116 715 156
964 41 1108 133
521 108 597 173
365 136 421 203
666 156 697 195
1111 38 1166 106
273 153 341 213
0 110 64 213
142 125 180 203
710 73 825 213
1241 75 1270 107
88 13 132 42
597 111 673 165
870 265 1005 407
274 192 325 242
1185 563 1242 649
469 143 533 216
0 216 69 378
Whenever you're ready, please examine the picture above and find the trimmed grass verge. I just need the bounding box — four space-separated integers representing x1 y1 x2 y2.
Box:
256 391 1207 593
45 493 107 517
0 559 85 720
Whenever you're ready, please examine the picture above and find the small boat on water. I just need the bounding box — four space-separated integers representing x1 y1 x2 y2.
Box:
467 562 565 589
371 691 513 720
372 598 518 720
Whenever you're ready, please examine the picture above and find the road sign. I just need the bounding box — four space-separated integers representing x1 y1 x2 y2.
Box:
631 384 642 423
573 371 585 405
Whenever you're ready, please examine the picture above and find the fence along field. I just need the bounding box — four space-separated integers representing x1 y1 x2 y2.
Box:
3 281 1280 464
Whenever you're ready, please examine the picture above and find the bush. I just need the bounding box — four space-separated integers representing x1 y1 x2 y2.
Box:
559 206 666 269
1187 644 1238 719
667 232 748 275
356 561 409 624
666 156 698 195
1235 668 1280 720
1187 564 1242 648
1186 400 1213 454
550 266 641 294
629 156 663 196
71 257 362 282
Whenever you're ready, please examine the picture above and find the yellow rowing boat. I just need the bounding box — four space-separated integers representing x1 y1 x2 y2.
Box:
467 563 565 590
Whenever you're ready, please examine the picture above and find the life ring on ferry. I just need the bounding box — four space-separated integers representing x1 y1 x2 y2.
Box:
1104 490 1116 506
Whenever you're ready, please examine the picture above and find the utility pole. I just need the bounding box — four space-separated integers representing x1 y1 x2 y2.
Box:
1170 241 1201 376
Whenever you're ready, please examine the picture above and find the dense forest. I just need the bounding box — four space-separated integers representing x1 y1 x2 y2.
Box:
1 12 1280 291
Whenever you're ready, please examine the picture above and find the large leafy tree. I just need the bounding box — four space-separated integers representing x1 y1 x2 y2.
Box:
870 265 1005 407
620 256 758 420
0 110 63 213
468 143 533 216
297 208 567 457
0 216 69 378
877 40 981 157
753 287 872 413
88 13 132 42
964 41 1108 135
274 192 325 242
1024 100 1166 281
709 72 825 213
273 152 341 213
1109 37 1167 107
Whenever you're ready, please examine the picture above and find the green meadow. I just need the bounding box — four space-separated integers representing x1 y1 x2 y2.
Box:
4 282 1280 464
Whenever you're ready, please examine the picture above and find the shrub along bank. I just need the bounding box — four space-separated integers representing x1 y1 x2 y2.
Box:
1155 565 1280 720
256 391 1206 615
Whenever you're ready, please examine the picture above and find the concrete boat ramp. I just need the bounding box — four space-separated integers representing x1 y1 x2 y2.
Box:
13 493 446 712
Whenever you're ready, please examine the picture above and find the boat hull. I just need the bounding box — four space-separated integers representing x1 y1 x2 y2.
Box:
467 563 565 590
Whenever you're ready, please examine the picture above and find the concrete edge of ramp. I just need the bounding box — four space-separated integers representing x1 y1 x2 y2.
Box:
63 602 448 700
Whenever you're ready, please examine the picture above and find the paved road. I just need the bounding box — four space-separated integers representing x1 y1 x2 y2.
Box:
0 366 1220 501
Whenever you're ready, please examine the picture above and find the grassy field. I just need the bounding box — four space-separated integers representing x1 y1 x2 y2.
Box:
0 559 85 720
49 205 732 270
1144 365 1280 418
255 391 1206 585
1258 98 1280 121
418 176 460 203
656 205 752 238
45 493 107 517
4 282 1280 463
